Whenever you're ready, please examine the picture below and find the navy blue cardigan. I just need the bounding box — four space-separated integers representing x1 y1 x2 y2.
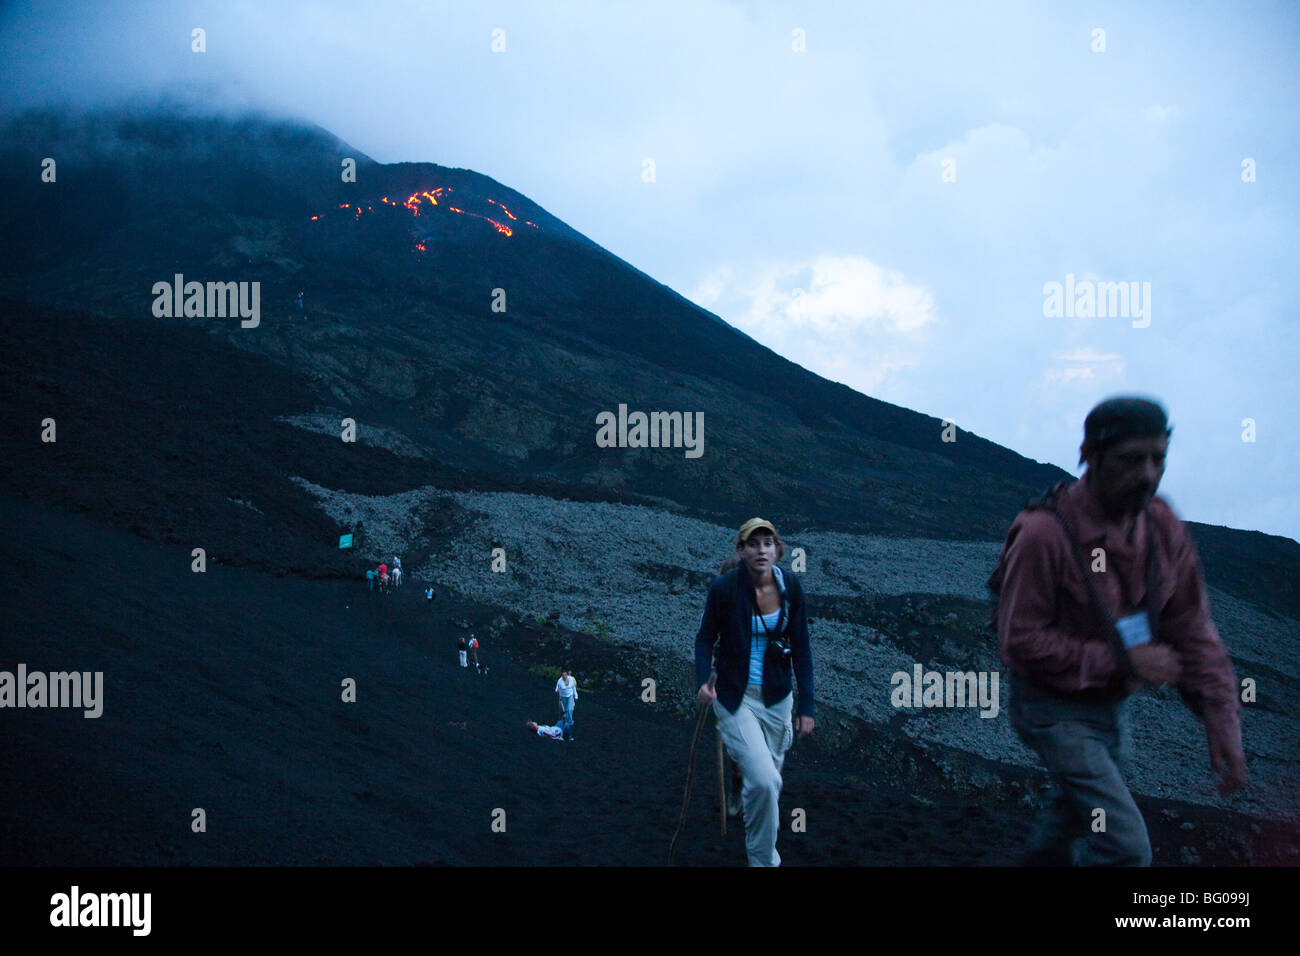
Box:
694 561 815 719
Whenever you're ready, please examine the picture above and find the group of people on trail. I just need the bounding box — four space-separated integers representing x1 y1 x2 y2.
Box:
355 553 493 678
365 556 403 594
457 633 487 674
692 395 1244 869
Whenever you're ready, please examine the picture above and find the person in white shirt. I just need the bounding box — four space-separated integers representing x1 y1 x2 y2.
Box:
526 720 571 741
555 670 578 723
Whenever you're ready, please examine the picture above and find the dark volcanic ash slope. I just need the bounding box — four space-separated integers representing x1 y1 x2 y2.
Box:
1 301 1295 866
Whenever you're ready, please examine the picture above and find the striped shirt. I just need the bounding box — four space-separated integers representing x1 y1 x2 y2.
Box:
748 608 782 685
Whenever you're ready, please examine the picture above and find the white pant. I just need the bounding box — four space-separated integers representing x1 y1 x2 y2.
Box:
458 651 467 667
714 687 794 867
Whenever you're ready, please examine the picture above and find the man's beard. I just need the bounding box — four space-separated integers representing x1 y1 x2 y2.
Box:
1117 484 1155 516
1097 482 1155 519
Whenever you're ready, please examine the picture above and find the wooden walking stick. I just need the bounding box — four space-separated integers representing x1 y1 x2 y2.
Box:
717 730 727 836
668 700 710 865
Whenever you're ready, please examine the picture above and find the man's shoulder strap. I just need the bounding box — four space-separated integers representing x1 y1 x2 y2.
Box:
987 482 1072 594
1034 483 1161 624
989 480 1144 679
1039 485 1163 682
1023 480 1073 514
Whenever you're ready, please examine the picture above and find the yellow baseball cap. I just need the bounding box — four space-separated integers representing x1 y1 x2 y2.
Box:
738 517 778 541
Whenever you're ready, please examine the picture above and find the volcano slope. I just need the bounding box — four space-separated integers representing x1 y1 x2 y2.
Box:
1 109 1297 865
1 300 1296 867
0 108 1074 540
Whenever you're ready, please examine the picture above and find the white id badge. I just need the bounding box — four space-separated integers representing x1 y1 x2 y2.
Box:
1115 612 1152 649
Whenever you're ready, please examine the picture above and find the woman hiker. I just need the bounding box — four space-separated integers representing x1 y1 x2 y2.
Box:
694 517 815 867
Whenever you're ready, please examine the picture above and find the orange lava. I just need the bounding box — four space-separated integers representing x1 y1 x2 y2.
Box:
311 187 530 240
486 198 519 221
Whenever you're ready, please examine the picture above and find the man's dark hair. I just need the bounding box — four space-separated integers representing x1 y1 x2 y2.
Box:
1079 396 1172 465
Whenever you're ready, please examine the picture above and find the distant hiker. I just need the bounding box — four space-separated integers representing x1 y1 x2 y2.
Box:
457 635 469 668
991 397 1245 867
468 634 482 673
526 718 572 742
426 585 436 610
366 569 377 593
695 517 815 867
392 556 402 588
378 561 387 580
555 670 578 722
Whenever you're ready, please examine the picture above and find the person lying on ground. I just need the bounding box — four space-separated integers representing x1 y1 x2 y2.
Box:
525 719 573 741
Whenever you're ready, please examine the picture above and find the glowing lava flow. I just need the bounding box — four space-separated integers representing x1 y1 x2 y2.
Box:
487 198 540 230
404 188 445 215
486 198 517 221
309 187 541 242
447 206 512 237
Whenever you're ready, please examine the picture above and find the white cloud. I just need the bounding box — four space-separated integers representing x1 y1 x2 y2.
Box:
1059 349 1122 362
3 0 1293 539
1041 347 1126 386
691 254 938 393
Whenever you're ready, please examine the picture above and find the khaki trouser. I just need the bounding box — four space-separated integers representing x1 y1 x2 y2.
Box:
714 687 794 867
1009 678 1151 866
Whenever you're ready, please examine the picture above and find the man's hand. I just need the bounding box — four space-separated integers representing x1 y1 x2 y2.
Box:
696 683 716 705
796 716 814 740
1208 725 1247 796
1128 643 1181 686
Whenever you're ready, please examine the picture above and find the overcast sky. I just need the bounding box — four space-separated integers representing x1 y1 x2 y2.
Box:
4 0 1297 540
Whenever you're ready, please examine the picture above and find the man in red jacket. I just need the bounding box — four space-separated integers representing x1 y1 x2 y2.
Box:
993 396 1245 866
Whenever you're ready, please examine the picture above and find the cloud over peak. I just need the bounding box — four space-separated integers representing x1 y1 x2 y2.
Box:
692 254 937 393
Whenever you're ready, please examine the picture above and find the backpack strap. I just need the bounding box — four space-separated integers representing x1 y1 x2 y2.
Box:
1045 506 1135 681
1046 497 1162 683
1141 513 1163 643
990 481 1162 685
